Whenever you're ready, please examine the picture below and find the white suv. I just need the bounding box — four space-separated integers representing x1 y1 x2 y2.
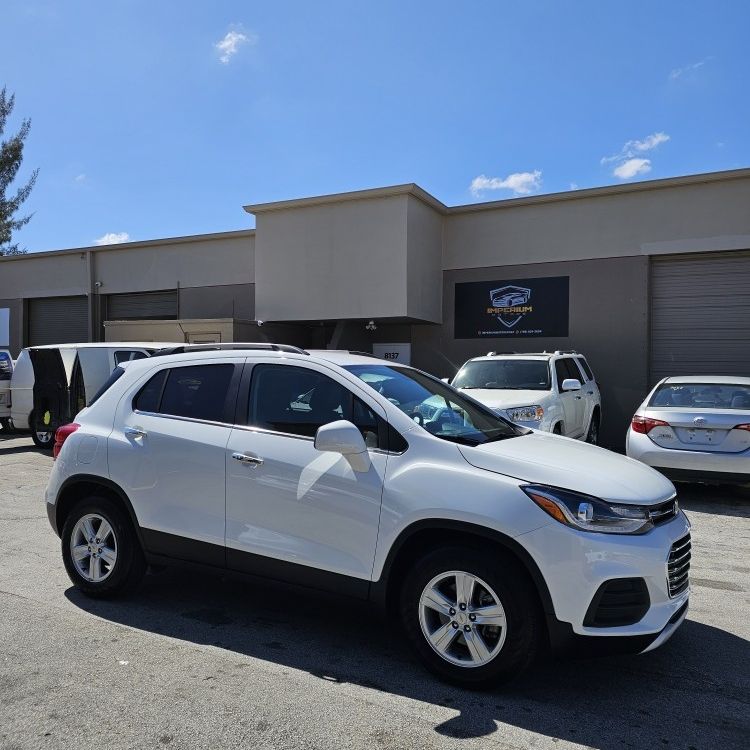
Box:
450 351 602 443
46 344 690 687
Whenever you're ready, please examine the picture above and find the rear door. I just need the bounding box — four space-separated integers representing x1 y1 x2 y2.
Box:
107 359 242 564
28 348 73 437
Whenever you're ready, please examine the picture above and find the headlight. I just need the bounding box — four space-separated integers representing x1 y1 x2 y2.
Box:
506 405 544 422
522 484 654 534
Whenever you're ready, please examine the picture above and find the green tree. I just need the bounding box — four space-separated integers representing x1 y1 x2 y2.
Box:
0 87 38 255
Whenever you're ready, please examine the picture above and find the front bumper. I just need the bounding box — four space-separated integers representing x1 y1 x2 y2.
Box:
518 510 691 649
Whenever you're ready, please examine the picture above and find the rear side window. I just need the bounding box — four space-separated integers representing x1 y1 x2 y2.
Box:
576 357 595 382
88 366 126 406
114 350 149 365
134 364 234 422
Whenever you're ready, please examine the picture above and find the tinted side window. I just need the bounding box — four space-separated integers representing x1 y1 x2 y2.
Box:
554 360 568 390
88 366 125 406
159 365 234 422
115 350 148 365
576 357 595 381
249 364 383 445
134 370 168 413
555 358 581 390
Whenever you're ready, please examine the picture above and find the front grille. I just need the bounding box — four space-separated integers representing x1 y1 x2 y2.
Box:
667 533 691 597
648 497 678 526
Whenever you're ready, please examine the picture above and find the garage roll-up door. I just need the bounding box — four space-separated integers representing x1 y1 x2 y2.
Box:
107 290 178 320
28 296 89 346
650 251 750 383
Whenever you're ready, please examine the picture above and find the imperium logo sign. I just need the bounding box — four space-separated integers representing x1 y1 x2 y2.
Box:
454 275 569 339
488 285 533 328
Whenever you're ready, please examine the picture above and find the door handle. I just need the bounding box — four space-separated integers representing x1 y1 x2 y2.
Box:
574 395 582 400
124 426 147 438
587 391 594 395
232 451 264 467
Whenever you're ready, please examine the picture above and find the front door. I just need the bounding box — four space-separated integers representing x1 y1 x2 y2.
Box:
555 358 585 437
225 361 388 592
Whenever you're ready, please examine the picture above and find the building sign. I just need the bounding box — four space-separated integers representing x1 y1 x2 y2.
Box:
373 342 411 365
454 276 569 338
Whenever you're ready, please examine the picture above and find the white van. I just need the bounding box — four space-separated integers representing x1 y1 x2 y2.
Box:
0 343 177 448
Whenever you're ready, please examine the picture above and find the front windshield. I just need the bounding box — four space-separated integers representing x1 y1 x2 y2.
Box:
452 359 551 391
344 364 522 446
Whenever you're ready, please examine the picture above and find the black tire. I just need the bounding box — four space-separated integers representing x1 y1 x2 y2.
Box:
61 495 146 598
552 423 563 435
585 411 600 445
29 411 55 449
399 546 543 688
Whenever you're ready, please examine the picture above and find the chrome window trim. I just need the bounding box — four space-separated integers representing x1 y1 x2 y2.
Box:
133 410 407 453
133 410 233 429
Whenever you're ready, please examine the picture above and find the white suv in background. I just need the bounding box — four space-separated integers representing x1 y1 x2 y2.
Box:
450 351 602 443
46 345 689 687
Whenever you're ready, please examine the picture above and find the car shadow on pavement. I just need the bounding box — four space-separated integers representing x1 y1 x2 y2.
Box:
65 568 750 750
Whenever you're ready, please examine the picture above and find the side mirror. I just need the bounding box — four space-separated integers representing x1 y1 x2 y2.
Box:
441 377 451 384
314 420 370 472
561 378 582 392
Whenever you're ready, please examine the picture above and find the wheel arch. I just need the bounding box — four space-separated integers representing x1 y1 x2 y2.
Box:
369 519 556 622
53 474 144 549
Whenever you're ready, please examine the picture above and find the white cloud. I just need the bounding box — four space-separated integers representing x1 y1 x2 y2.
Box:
74 173 86 183
470 170 542 197
95 232 130 246
215 28 256 64
602 131 669 180
613 158 651 179
669 58 711 80
601 131 670 164
569 182 579 190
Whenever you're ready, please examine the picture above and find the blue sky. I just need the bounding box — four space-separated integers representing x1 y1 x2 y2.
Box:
3 1 748 252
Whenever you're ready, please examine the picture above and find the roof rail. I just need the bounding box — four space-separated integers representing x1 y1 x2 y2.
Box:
346 350 382 359
554 349 578 355
151 343 309 357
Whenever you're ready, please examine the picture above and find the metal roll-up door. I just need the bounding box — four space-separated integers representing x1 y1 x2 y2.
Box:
650 251 750 383
107 290 178 320
28 296 89 346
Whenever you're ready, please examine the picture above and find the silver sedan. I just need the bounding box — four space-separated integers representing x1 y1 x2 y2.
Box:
626 375 750 485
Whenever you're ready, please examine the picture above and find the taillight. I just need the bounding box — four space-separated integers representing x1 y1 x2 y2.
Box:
631 415 669 434
734 424 750 432
53 423 80 459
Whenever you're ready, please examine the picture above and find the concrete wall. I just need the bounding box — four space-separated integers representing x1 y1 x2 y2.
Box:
444 175 750 269
94 233 254 294
406 196 443 322
178 283 255 320
0 252 89 298
254 195 410 321
411 255 650 448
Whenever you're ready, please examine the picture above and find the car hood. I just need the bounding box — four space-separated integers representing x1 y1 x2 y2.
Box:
457 388 551 410
458 431 675 504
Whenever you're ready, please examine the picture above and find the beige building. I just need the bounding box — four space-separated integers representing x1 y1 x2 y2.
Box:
1 168 749 446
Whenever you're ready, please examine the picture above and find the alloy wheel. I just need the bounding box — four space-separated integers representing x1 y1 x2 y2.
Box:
70 513 118 583
418 570 507 668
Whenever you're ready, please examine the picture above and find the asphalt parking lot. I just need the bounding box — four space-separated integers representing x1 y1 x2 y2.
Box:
0 433 748 750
